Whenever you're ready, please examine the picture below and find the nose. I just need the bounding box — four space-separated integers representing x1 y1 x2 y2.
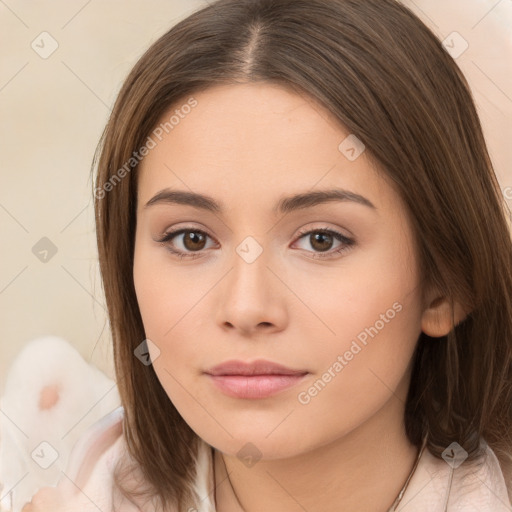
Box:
216 242 288 337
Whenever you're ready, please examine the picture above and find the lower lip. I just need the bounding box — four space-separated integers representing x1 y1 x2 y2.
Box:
206 373 308 399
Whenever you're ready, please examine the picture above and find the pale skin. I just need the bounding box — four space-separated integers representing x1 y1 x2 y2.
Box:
132 83 466 511
22 82 465 512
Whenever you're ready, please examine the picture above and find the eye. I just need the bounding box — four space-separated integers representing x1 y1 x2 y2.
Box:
293 227 355 259
156 228 216 260
156 225 355 260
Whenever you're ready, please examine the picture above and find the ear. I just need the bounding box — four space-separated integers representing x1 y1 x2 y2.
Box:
421 292 468 338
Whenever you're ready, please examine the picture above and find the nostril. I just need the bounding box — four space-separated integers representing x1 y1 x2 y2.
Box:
38 384 60 410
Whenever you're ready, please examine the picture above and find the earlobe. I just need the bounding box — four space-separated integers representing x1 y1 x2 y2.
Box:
421 295 467 337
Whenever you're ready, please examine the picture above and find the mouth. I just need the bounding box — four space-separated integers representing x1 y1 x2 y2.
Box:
204 359 309 399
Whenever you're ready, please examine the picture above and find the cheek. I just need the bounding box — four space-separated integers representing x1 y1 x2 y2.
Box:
134 241 200 338
133 243 213 384
297 235 421 351
289 276 422 442
133 268 212 430
133 256 204 417
295 237 422 378
293 237 423 396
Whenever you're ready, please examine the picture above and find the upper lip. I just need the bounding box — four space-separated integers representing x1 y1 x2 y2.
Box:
205 359 308 376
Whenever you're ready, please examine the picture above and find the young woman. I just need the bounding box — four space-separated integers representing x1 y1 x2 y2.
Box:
21 0 512 510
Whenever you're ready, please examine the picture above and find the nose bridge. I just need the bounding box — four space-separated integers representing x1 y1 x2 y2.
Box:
229 234 272 301
216 233 287 332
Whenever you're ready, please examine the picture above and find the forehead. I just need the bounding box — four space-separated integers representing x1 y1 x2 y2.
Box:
136 82 392 214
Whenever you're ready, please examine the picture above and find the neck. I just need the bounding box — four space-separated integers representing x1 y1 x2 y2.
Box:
213 390 419 512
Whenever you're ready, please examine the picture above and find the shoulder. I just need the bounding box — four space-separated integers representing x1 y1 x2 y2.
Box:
22 406 140 512
450 440 512 510
396 438 511 511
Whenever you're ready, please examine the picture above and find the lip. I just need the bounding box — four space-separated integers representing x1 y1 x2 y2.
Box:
204 359 309 399
206 359 307 376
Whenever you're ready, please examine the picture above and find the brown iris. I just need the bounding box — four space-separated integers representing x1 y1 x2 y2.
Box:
309 232 333 252
182 231 207 251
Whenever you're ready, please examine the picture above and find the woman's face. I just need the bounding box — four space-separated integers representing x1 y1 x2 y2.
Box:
133 82 426 459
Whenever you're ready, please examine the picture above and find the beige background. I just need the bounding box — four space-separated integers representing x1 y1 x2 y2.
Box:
0 0 511 395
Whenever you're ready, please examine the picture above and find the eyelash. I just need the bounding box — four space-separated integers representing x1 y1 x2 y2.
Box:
156 226 355 261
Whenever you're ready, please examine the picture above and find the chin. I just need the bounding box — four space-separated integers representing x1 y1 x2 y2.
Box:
189 419 317 461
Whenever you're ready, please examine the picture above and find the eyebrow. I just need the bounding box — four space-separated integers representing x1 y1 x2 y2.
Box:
143 188 376 215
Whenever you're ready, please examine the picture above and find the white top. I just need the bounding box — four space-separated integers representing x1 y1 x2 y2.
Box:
21 407 512 512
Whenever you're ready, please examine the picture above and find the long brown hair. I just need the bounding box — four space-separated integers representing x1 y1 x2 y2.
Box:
92 0 512 509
